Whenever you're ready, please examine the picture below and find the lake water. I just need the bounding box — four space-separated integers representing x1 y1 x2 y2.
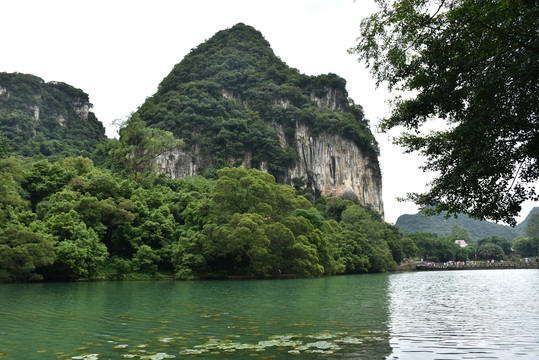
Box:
0 269 537 359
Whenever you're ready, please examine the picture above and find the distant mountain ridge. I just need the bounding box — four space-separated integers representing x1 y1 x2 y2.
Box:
395 207 538 240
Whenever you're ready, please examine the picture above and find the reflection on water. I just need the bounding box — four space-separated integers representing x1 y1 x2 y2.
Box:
386 269 539 359
0 275 391 359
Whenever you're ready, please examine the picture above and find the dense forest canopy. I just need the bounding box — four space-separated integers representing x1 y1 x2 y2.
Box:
2 152 536 282
0 156 408 282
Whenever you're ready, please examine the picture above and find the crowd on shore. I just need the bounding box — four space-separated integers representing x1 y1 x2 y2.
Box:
415 257 539 270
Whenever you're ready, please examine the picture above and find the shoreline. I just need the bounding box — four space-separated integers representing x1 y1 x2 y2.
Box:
399 261 539 272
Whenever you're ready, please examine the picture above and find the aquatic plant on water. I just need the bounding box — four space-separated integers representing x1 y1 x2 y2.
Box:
70 329 385 358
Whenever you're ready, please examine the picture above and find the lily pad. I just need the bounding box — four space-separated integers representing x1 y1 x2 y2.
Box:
335 336 363 344
145 353 176 360
158 337 174 343
71 355 100 360
179 349 209 355
305 341 341 350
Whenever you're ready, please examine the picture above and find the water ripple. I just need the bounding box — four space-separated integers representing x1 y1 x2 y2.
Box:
386 269 539 359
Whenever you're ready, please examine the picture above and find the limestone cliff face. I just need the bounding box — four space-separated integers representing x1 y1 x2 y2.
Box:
280 121 383 216
154 119 384 217
154 144 211 179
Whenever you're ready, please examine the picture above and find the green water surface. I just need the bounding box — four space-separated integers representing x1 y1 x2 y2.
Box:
2 270 538 360
0 275 391 359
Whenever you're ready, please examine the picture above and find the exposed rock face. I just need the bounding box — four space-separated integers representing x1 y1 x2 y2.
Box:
154 145 211 179
72 99 90 121
282 122 383 215
154 120 384 217
310 88 345 111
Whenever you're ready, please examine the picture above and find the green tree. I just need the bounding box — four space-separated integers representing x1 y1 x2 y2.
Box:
0 131 11 158
265 221 297 273
211 167 308 223
223 213 271 275
525 212 539 239
448 223 472 243
0 225 55 282
0 158 27 221
49 222 108 280
400 237 418 259
112 113 183 182
211 167 275 218
353 0 539 225
512 236 539 257
477 236 511 256
131 245 160 274
21 160 74 210
410 232 459 262
477 243 505 261
339 205 398 272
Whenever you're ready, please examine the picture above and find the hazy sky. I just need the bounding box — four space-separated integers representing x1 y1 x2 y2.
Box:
2 0 536 224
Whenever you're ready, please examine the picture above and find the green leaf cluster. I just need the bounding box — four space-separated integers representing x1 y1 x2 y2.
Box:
353 0 539 225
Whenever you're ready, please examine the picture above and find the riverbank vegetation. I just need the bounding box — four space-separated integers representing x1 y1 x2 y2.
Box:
2 155 537 282
0 155 413 282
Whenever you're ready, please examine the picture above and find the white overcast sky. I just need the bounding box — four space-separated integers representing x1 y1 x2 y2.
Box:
1 0 536 224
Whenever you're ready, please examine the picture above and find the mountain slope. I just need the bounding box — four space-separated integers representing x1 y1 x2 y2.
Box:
135 23 383 214
0 72 106 159
395 208 539 240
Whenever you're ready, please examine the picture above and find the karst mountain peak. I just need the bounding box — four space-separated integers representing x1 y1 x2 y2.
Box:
135 23 384 216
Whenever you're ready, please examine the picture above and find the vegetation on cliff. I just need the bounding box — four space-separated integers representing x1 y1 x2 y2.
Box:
136 23 379 180
0 72 107 160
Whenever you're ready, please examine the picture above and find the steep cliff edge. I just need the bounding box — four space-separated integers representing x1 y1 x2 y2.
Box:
137 23 383 216
279 121 383 215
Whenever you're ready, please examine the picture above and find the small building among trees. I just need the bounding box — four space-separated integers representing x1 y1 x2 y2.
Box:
454 240 468 248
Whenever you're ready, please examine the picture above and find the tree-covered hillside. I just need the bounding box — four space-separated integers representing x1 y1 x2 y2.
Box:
136 23 379 180
395 209 537 241
0 72 106 160
0 25 407 283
